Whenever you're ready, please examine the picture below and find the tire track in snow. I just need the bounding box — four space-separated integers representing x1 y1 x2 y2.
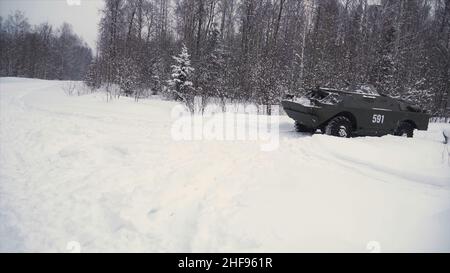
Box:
305 136 450 190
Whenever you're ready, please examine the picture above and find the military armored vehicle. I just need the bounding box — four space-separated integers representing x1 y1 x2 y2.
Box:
282 85 430 138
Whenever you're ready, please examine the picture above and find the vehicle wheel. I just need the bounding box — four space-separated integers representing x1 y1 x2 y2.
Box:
396 122 414 138
325 116 352 138
295 122 315 133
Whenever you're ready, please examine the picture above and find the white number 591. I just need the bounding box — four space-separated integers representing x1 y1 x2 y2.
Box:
372 114 385 124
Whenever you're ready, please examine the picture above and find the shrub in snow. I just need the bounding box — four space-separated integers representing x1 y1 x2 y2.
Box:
84 61 101 90
62 81 77 96
401 79 436 114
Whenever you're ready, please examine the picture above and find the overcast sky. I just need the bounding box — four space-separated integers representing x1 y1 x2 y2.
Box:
0 0 104 50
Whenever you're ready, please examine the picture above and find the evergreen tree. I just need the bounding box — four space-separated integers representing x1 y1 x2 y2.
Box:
115 56 139 96
372 24 396 96
168 45 196 113
197 29 229 111
84 60 101 90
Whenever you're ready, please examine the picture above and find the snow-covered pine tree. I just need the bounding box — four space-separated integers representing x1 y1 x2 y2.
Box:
168 45 196 113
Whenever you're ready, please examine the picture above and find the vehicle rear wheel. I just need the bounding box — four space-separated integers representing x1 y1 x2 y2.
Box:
396 122 414 138
325 116 352 138
295 122 315 133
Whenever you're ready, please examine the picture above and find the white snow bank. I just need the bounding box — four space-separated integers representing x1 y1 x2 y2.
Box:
0 77 449 252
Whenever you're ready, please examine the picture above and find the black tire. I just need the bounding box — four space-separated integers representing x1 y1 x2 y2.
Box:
295 121 315 133
396 122 414 138
325 116 352 138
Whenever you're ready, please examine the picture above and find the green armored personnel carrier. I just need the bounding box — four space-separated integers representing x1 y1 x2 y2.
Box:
282 85 430 138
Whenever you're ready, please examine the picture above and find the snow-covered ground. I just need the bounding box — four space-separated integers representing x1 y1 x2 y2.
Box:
1 77 449 253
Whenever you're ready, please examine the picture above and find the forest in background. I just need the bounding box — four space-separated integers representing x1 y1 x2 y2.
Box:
1 0 449 116
0 11 93 80
88 0 449 115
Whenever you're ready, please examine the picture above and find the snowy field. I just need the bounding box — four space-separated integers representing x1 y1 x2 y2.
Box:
1 77 449 253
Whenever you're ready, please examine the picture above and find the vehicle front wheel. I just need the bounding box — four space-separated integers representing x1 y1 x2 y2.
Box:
395 122 414 138
325 116 352 138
